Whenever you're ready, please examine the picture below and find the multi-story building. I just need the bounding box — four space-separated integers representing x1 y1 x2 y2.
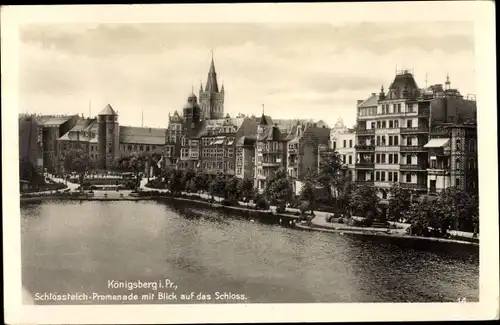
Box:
34 114 80 173
18 115 44 171
354 69 477 201
165 111 183 166
425 121 478 194
284 122 330 180
255 116 287 192
235 135 257 180
56 105 167 173
330 118 356 181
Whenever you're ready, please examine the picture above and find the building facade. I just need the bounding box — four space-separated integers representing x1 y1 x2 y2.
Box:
354 70 477 201
255 116 288 192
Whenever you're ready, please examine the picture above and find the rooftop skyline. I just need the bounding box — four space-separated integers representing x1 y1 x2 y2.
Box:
20 22 475 128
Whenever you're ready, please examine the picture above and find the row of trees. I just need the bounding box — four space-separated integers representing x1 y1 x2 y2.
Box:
60 148 479 235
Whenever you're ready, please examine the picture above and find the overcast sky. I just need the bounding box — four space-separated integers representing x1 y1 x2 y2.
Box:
19 22 475 128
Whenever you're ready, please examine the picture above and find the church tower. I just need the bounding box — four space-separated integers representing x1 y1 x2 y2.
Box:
199 53 224 120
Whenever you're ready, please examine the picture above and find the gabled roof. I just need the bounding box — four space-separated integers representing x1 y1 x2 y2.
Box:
119 126 166 145
38 115 76 127
98 104 118 116
58 119 98 142
358 93 378 108
257 114 273 126
424 138 450 148
257 124 285 141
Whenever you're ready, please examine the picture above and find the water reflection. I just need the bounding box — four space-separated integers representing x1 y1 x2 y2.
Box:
21 201 479 304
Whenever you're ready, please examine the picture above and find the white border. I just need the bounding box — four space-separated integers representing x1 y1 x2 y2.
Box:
2 2 498 323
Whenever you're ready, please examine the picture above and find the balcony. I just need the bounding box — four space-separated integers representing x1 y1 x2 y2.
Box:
400 145 426 152
356 128 375 136
354 144 375 152
400 183 427 190
262 162 282 167
355 162 374 169
400 164 426 171
399 127 429 134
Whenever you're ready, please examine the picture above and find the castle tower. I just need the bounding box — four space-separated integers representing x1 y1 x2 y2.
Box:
97 104 120 169
183 92 201 129
199 53 224 120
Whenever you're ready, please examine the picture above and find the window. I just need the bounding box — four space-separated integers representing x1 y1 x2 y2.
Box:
407 120 412 128
388 154 393 164
382 121 386 128
394 154 398 164
456 178 460 186
382 191 388 199
394 120 399 128
140 145 144 151
371 122 375 129
456 158 460 169
381 154 386 163
377 121 381 128
406 173 411 183
349 140 353 148
375 171 380 181
388 172 393 182
406 155 411 165
376 154 380 164
456 139 461 151
469 139 476 152
343 140 346 148
406 137 412 146
394 172 398 182
397 103 401 113
389 121 394 128
376 136 381 146
333 141 336 149
381 171 386 182
381 136 386 146
343 155 346 163
348 155 352 164
389 136 393 146
394 136 399 146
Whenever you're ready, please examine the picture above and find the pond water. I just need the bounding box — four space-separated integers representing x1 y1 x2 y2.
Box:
21 200 479 304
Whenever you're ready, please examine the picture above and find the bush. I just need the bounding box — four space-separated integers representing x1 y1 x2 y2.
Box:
254 195 269 210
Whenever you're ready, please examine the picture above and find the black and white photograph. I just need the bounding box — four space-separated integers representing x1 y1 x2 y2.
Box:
3 2 498 324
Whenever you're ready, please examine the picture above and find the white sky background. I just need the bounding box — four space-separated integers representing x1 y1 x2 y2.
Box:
19 22 475 128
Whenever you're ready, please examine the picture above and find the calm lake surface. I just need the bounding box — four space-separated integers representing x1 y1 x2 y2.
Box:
21 200 479 304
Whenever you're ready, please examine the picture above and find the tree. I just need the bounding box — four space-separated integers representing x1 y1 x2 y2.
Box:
115 152 147 190
186 178 198 193
347 184 380 219
316 151 343 201
299 177 316 214
225 176 242 201
182 168 197 191
388 184 412 221
209 175 227 200
436 187 478 233
63 149 92 192
193 172 209 194
238 177 255 202
168 169 185 194
19 159 44 188
264 168 293 213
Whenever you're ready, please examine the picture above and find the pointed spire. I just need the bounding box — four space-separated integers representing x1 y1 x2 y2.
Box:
200 81 203 91
205 50 219 92
445 73 451 90
221 81 224 92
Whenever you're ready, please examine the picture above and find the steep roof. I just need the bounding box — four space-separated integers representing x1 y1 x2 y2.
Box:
98 104 118 116
358 93 378 108
38 115 75 127
387 71 419 99
58 119 98 142
257 124 285 141
119 126 166 145
204 57 219 93
257 114 273 126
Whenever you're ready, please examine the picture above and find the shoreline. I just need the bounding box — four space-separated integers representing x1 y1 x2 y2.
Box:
20 194 478 247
